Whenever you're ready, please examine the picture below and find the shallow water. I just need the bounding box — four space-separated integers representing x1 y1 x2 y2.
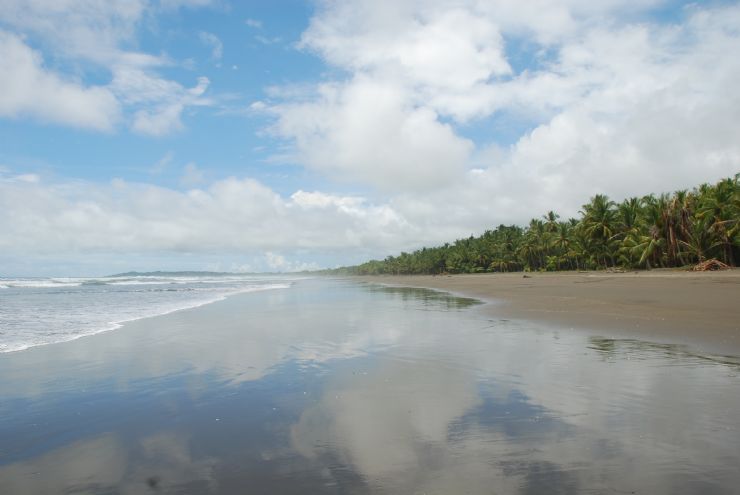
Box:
0 278 738 494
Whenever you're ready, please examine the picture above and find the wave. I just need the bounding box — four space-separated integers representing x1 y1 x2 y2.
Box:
0 282 293 354
0 280 83 288
1 275 299 289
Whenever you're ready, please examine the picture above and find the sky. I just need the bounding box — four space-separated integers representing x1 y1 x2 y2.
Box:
0 0 739 276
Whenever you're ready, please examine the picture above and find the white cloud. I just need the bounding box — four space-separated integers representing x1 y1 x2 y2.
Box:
268 0 740 227
270 76 473 191
0 174 416 257
132 105 185 135
120 74 211 136
264 252 318 272
2 1 739 268
245 18 262 29
249 100 267 111
14 174 40 183
0 1 213 135
0 0 147 63
0 31 120 130
301 3 511 92
290 190 364 210
254 35 282 45
159 0 217 9
198 31 223 61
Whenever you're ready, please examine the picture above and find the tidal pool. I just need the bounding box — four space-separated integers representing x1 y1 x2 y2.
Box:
0 278 738 494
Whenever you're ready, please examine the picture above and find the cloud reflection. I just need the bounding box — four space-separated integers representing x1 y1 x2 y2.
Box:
0 431 216 495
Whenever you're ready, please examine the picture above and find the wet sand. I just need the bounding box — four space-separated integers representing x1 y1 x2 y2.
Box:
355 270 740 354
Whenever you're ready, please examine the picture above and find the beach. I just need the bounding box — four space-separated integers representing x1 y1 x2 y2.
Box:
1 277 740 493
358 270 740 354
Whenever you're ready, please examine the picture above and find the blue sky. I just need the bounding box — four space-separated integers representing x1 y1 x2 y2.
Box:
1 0 739 275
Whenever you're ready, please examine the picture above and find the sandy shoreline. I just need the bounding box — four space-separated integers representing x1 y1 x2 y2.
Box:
353 270 740 354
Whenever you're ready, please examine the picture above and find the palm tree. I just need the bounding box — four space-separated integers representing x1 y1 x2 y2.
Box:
697 177 738 265
543 211 560 233
617 197 641 233
581 194 618 267
338 175 737 276
678 218 712 264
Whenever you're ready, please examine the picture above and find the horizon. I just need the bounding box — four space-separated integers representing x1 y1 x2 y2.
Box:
2 0 739 276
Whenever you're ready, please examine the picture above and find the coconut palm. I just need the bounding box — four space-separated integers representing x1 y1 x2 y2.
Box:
697 177 738 265
581 194 618 267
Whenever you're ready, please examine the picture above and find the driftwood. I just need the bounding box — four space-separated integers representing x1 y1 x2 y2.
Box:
692 259 731 271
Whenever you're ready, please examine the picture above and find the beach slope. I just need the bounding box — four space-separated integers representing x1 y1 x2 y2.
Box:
356 270 740 353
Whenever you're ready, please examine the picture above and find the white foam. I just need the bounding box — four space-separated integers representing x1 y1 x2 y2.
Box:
2 279 83 288
0 282 293 353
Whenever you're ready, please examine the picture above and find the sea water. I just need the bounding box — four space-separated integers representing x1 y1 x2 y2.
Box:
0 274 294 352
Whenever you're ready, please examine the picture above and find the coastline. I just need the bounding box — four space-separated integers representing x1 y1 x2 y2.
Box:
352 270 740 354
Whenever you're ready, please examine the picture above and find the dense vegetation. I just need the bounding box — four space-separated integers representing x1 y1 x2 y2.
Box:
329 175 739 275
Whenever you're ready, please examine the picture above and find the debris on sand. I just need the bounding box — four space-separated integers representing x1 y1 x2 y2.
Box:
692 259 731 271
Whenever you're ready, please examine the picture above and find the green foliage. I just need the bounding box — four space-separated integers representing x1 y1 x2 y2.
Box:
323 175 740 275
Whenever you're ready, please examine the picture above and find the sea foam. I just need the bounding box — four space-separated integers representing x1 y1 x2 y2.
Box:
0 275 296 353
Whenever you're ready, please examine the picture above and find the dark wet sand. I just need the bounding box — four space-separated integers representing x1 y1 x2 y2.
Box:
355 270 740 354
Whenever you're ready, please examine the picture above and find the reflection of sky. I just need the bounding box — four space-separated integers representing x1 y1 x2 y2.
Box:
1 279 739 494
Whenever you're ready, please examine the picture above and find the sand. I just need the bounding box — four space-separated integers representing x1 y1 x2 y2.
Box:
355 270 740 354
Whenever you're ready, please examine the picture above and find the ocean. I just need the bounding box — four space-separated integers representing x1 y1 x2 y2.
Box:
0 274 295 353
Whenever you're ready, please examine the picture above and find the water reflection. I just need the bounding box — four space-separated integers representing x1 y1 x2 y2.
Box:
291 359 481 487
588 336 740 369
0 431 217 495
361 283 481 310
0 279 738 494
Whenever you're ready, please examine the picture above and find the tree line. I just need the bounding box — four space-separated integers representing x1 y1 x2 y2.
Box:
324 174 739 275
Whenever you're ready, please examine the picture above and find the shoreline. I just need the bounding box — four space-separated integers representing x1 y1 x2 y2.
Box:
0 281 293 355
352 270 740 354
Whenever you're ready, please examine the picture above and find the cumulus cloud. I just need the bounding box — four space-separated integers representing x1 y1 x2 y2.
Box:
269 0 740 223
300 2 511 92
0 0 147 63
0 0 213 135
264 252 319 272
0 31 120 130
0 173 416 258
270 76 473 190
2 1 739 269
